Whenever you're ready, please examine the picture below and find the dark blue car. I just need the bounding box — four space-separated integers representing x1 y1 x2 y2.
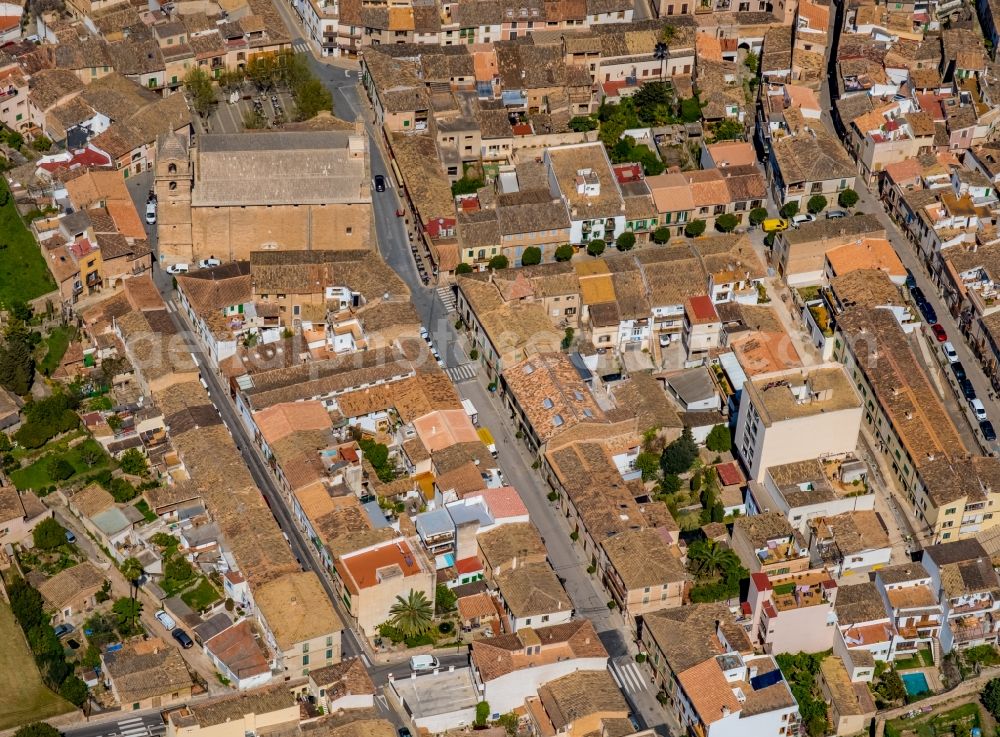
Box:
919 300 937 324
953 362 967 381
961 378 977 400
981 420 997 442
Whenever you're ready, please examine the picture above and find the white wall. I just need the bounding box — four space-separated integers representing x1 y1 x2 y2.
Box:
483 657 609 713
512 608 573 632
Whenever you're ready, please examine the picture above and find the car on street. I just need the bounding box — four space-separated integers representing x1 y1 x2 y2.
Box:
910 285 926 303
410 655 439 672
952 361 967 381
944 341 959 363
373 174 386 192
971 398 988 421
145 202 156 225
981 420 997 442
931 323 947 342
919 300 938 324
398 729 412 737
905 270 916 290
54 623 74 638
198 258 221 269
825 210 848 219
762 218 789 232
659 333 670 347
791 213 816 227
64 530 76 544
172 628 194 648
961 378 977 400
155 610 176 631
166 263 189 275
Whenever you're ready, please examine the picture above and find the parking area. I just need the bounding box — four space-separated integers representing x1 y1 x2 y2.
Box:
193 88 297 135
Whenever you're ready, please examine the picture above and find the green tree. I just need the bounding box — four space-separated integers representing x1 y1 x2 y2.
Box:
388 589 433 636
633 81 674 125
587 239 606 257
112 596 142 635
435 583 457 614
561 327 575 351
569 116 598 132
686 539 740 578
635 451 660 481
80 445 102 467
685 219 706 238
874 669 907 706
780 201 800 219
8 576 45 630
455 263 474 274
838 188 859 208
164 555 194 586
660 474 682 494
32 517 66 550
59 675 88 706
616 231 636 251
806 194 827 214
712 119 744 142
488 255 509 270
31 136 53 152
652 226 671 244
749 207 769 226
744 51 759 73
119 557 144 632
292 78 332 120
705 425 732 452
711 501 725 522
715 213 738 232
13 724 61 737
660 427 698 475
475 702 491 728
46 457 74 482
184 67 215 118
9 301 32 321
982 677 1000 719
108 477 138 503
521 246 542 266
6 131 23 149
119 448 148 476
0 328 35 395
554 244 575 262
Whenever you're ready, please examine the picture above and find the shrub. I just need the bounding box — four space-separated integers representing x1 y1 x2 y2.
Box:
838 188 859 208
705 424 732 453
780 201 799 219
807 194 827 214
587 239 606 257
749 207 769 226
488 255 509 270
652 226 671 244
615 231 636 251
984 678 1000 719
46 457 75 482
684 219 706 238
32 518 66 550
469 348 479 360
475 702 491 727
715 213 738 232
438 620 453 634
119 448 147 476
521 246 542 266
660 427 698 474
661 474 682 494
455 263 473 275
554 244 575 261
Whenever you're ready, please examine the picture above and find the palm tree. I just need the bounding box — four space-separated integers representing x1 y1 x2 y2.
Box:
388 590 433 637
687 540 730 578
119 557 144 631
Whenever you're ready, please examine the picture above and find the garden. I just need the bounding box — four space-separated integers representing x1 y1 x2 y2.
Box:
10 436 113 493
0 181 57 307
894 647 935 671
149 533 221 612
885 702 983 737
17 518 83 576
375 586 460 650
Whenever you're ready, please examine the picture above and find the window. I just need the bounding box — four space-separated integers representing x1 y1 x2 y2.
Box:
303 654 310 665
303 642 309 653
326 649 333 660
327 636 334 646
346 227 353 235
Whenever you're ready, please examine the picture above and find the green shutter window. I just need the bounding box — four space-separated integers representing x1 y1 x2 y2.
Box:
237 304 244 313
302 654 310 665
403 119 410 127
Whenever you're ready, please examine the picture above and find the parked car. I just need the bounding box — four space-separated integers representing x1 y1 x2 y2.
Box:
981 419 997 442
373 174 387 192
952 361 967 381
905 270 916 290
172 628 194 648
155 610 176 631
919 300 938 324
825 210 848 219
971 398 988 420
762 218 789 232
398 730 412 737
659 333 670 347
910 285 927 304
166 263 189 275
791 213 816 227
931 323 947 342
961 378 977 400
53 623 74 638
197 258 221 269
944 341 959 363
145 202 156 225
64 530 76 544
410 655 439 672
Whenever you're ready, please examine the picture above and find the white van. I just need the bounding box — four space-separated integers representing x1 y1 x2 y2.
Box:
971 398 988 421
410 655 439 673
943 341 959 363
154 610 176 631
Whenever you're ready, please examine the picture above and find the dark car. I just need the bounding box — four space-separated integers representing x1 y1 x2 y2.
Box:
919 300 937 324
905 270 916 290
960 378 977 400
53 623 74 638
172 628 194 649
981 420 997 442
910 285 927 304
932 323 947 342
398 729 412 737
953 361 967 381
373 175 386 192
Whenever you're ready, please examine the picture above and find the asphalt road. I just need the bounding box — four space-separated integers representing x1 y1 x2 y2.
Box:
62 711 165 737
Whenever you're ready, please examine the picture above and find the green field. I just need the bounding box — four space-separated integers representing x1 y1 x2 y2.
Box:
0 599 74 729
11 438 112 491
0 183 56 306
39 326 76 376
180 577 221 611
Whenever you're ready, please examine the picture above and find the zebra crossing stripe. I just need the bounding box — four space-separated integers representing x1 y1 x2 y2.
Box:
119 719 144 726
619 662 646 692
608 666 625 691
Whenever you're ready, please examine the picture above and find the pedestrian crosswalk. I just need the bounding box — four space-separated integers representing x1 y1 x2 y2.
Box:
610 657 648 694
437 286 458 313
447 363 478 383
113 717 164 737
292 41 310 53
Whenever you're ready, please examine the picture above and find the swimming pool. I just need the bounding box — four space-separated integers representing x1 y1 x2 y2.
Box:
901 672 930 696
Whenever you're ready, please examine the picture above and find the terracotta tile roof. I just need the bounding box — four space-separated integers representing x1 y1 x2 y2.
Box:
254 572 341 650
601 528 686 590
255 401 333 445
71 483 115 518
309 657 375 698
537 671 628 729
39 561 104 609
477 522 546 569
204 620 270 679
495 561 571 617
0 485 25 522
472 619 606 682
103 639 193 704
179 683 295 728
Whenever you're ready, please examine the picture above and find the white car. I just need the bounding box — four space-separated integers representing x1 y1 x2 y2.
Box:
943 341 959 363
145 202 157 225
154 610 176 631
198 258 221 269
166 263 189 275
971 397 988 421
791 213 816 227
659 333 670 347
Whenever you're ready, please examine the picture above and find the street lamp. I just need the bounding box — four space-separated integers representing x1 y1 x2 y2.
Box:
654 41 668 79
